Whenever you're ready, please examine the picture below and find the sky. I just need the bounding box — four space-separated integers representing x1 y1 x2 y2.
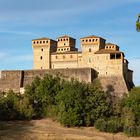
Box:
0 0 139 85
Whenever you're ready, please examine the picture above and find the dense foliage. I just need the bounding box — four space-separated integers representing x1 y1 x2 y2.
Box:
0 74 140 137
136 14 140 32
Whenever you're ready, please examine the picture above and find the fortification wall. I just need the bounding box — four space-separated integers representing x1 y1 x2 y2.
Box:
0 70 21 92
99 76 129 96
0 68 132 96
0 68 96 93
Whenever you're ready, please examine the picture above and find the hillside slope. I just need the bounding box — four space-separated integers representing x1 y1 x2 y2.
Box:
0 119 139 140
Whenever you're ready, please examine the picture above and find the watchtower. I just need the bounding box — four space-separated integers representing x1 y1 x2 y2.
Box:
57 35 77 52
80 35 106 67
32 38 57 69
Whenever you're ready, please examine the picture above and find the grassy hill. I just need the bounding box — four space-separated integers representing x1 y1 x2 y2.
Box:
0 118 139 140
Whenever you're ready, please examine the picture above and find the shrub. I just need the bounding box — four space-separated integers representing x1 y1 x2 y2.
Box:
106 118 122 133
95 118 107 131
95 118 122 133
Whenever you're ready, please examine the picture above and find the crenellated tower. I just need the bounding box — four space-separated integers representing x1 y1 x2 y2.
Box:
32 38 57 69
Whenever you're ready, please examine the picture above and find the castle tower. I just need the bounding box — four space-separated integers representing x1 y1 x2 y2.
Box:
32 38 57 69
57 35 77 52
80 35 106 67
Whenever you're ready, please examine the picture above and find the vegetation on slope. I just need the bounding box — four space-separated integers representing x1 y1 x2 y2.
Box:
0 74 140 136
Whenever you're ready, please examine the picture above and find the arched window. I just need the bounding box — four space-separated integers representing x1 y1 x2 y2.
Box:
40 56 43 60
89 48 91 52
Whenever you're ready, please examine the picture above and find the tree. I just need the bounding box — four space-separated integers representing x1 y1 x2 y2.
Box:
136 14 140 32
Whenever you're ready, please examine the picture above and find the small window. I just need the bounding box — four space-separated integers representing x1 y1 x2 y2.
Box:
63 55 65 59
41 67 42 69
82 40 84 42
64 43 65 46
55 56 57 59
89 39 91 42
37 41 39 44
46 41 48 43
67 48 69 50
41 48 43 52
61 39 62 41
33 41 35 44
40 56 43 60
116 54 121 59
89 58 91 63
96 39 98 41
89 48 91 52
64 48 66 51
61 48 63 51
40 41 42 44
110 54 115 59
66 38 68 41
106 46 108 48
92 39 94 42
58 39 60 41
43 41 45 43
64 39 65 41
86 40 88 42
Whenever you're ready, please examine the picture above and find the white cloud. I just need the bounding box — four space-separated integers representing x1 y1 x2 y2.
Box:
0 30 39 36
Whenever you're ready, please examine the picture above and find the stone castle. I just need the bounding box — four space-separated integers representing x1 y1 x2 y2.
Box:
0 35 134 96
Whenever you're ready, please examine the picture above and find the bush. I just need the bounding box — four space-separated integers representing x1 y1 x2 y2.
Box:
0 91 33 120
95 118 107 131
95 118 122 133
25 75 61 118
106 118 122 133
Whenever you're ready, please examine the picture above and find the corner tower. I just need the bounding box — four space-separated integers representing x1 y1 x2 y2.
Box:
32 38 57 69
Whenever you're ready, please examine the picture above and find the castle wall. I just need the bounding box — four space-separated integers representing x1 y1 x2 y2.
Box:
99 76 128 96
0 68 96 93
0 71 21 92
93 54 123 76
51 53 79 69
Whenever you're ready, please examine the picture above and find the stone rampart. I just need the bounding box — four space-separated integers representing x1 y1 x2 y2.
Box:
0 68 96 93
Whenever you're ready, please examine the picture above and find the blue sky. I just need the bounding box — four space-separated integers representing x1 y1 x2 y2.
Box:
0 0 139 85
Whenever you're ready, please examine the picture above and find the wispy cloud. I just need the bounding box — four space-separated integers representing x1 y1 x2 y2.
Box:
0 30 40 36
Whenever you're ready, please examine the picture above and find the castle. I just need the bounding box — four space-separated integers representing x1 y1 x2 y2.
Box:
0 35 134 96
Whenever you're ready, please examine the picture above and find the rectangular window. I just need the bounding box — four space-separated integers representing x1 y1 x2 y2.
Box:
110 54 115 59
116 54 121 59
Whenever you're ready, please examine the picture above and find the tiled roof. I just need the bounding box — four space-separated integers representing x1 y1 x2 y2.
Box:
80 35 105 40
32 38 50 41
95 49 123 54
57 35 75 40
106 43 117 46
